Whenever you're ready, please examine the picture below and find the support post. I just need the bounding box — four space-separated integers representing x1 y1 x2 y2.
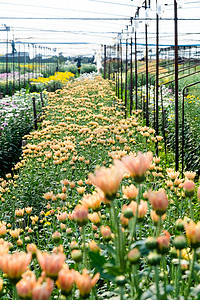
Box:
156 0 159 140
18 45 20 91
130 25 133 114
117 42 120 97
125 38 128 118
32 97 37 130
6 30 8 95
40 92 44 107
120 39 123 99
108 46 111 80
145 0 149 126
104 44 106 79
174 0 179 171
135 30 138 110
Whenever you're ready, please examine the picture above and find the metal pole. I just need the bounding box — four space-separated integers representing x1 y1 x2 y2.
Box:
35 45 37 76
135 30 138 110
174 0 179 171
120 39 123 99
24 44 26 88
145 0 149 126
153 80 156 129
108 46 111 80
28 44 30 85
32 44 35 78
130 23 133 114
18 45 20 91
44 47 46 76
125 38 128 118
48 48 50 76
40 92 44 107
189 46 191 74
116 44 118 96
6 30 8 95
117 42 120 98
12 39 15 95
32 97 37 130
156 0 159 139
104 44 106 79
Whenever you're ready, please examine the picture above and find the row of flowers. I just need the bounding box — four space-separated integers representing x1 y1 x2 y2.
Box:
30 71 75 85
0 72 43 83
0 76 200 299
0 90 46 176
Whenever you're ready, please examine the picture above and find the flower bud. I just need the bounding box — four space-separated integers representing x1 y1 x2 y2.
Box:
17 238 23 247
127 248 140 264
25 236 31 243
156 231 170 254
89 240 100 253
101 226 112 241
148 189 168 216
173 236 187 250
148 252 162 265
52 231 61 244
176 219 184 231
72 205 88 226
115 275 126 286
146 236 157 250
123 208 134 219
71 250 82 262
70 241 79 250
169 247 177 258
66 228 72 235
183 180 195 198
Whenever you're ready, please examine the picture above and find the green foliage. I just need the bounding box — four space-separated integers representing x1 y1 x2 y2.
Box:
0 91 46 176
80 63 97 74
1 77 200 299
61 64 78 75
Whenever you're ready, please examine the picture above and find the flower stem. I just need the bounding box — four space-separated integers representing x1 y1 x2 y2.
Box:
157 216 162 237
13 285 19 300
175 251 181 300
82 225 87 268
110 200 125 271
189 197 194 220
162 256 167 299
120 287 124 300
129 184 141 245
132 264 139 297
185 249 196 299
154 266 160 300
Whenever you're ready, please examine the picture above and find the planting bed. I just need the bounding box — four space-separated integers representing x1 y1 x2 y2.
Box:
0 76 199 299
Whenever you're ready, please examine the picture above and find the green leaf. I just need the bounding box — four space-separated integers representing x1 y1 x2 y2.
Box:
100 244 116 257
130 240 150 256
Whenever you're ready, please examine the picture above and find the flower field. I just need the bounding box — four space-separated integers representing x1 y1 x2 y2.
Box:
30 71 75 93
0 76 200 299
0 72 43 96
0 90 46 176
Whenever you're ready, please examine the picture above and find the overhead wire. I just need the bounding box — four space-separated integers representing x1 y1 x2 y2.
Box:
0 0 200 55
0 17 199 20
0 4 131 18
14 27 120 34
88 0 135 7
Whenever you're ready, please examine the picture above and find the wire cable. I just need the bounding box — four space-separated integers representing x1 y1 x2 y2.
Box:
88 0 135 7
0 3 130 18
0 17 199 20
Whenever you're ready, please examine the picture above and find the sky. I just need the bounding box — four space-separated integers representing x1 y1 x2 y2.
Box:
0 0 199 57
